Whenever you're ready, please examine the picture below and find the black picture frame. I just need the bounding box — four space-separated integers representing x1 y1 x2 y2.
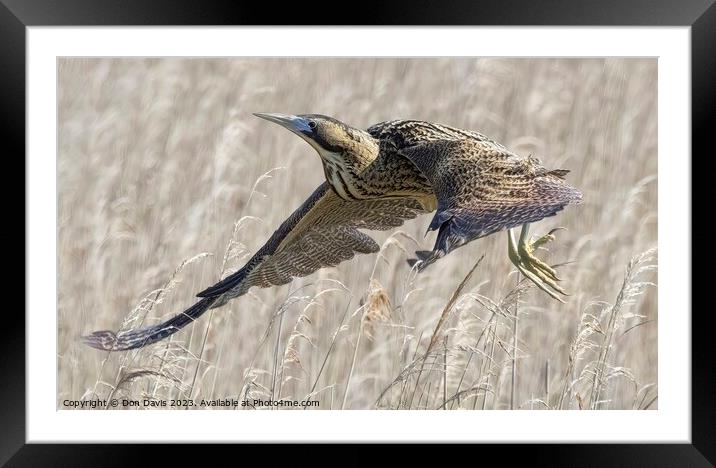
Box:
6 0 709 464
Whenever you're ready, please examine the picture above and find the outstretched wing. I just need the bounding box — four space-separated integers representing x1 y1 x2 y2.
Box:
196 182 431 299
398 138 582 268
84 183 431 351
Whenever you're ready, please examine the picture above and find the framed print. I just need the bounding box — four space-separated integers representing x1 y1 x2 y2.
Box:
8 0 710 464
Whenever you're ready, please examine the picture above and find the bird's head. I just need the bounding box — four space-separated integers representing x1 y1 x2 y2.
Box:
254 113 377 169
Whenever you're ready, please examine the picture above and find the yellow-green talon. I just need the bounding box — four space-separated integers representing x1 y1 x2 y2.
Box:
507 223 569 301
522 248 561 282
517 227 561 282
515 262 566 303
532 234 555 249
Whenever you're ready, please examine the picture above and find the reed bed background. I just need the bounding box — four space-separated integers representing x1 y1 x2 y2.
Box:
58 58 657 410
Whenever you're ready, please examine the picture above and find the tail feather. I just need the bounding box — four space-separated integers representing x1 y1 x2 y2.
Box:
82 296 219 351
548 169 570 179
538 169 582 204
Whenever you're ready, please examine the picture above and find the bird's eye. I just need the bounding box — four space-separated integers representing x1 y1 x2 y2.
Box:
308 120 317 129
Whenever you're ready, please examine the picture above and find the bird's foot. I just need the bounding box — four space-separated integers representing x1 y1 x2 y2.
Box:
508 225 568 302
519 227 566 282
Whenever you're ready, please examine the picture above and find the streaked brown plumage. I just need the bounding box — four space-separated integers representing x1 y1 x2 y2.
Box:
84 114 581 351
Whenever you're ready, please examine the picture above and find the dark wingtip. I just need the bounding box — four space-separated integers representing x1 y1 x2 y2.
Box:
81 330 119 351
415 250 432 261
406 251 434 271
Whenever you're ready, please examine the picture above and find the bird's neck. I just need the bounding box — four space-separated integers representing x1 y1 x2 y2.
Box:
319 134 380 200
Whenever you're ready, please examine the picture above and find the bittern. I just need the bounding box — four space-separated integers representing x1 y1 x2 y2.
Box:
84 113 582 351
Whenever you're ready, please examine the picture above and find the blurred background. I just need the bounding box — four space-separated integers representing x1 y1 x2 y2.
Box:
58 58 657 410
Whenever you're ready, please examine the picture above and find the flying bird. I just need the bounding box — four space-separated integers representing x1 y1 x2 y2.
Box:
83 113 582 351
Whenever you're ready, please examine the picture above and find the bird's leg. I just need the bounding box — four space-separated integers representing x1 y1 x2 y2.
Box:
507 225 568 302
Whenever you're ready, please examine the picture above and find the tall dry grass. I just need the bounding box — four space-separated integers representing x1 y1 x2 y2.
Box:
58 58 657 410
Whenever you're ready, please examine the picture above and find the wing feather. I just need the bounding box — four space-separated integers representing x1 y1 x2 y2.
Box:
196 182 428 299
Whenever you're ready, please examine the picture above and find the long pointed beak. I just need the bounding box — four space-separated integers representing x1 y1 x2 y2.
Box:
254 113 313 136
